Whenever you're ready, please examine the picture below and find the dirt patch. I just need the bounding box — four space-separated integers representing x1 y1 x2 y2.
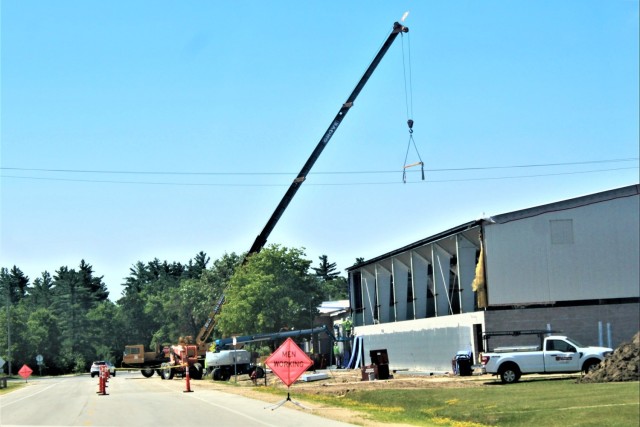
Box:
580 331 640 383
197 370 487 427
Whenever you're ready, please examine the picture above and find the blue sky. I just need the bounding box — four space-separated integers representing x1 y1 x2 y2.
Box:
1 1 638 301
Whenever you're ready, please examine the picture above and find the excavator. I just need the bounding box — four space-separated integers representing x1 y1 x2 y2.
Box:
123 20 409 379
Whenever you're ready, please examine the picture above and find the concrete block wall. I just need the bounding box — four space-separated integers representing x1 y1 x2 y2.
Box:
484 302 639 350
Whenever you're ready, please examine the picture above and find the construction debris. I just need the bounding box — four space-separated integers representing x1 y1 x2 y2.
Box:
580 331 639 383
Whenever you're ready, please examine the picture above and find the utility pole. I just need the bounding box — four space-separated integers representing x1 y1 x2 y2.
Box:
6 284 11 376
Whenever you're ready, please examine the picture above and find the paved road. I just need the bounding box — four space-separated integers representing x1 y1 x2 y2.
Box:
0 372 355 426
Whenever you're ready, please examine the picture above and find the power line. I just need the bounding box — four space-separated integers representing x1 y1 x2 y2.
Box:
1 166 637 187
1 158 637 177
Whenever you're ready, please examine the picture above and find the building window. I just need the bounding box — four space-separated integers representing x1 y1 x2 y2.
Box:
389 275 395 306
550 219 574 244
352 272 363 313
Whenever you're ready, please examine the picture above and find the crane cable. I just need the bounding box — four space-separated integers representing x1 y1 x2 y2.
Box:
401 30 424 183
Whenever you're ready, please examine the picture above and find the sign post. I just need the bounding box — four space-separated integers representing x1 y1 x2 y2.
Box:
36 354 44 376
233 336 237 383
264 338 313 410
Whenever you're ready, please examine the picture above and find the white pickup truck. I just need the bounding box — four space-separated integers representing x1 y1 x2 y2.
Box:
481 334 612 384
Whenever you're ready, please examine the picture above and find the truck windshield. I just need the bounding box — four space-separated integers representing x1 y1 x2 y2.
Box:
124 347 140 356
565 337 584 348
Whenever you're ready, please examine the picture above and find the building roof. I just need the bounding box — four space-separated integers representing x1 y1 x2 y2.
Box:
318 300 350 317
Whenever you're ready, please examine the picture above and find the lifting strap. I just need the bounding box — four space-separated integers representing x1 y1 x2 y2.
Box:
403 119 424 183
399 30 425 183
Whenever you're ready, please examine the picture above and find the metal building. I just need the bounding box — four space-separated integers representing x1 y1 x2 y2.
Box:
346 184 639 372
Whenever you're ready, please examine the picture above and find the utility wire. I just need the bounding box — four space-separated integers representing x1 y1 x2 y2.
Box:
1 166 636 187
1 158 637 176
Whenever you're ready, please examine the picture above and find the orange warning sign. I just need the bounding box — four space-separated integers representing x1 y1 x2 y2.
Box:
265 338 313 387
18 364 33 380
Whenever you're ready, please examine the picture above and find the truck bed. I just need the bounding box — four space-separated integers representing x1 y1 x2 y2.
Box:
492 345 541 353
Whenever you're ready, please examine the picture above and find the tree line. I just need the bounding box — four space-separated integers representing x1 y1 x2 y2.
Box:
0 245 349 375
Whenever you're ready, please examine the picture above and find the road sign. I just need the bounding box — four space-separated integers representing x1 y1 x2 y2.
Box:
265 338 313 387
19 364 33 380
0 356 5 369
36 354 43 365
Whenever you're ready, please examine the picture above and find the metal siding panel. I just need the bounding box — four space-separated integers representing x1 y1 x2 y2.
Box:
362 271 376 325
376 266 391 323
457 235 478 313
485 219 551 305
393 259 409 321
412 252 429 319
486 194 639 305
433 245 452 315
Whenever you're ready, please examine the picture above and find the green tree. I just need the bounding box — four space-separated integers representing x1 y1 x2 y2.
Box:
186 252 242 342
86 301 124 364
27 271 55 309
312 255 340 281
26 307 62 373
185 251 210 279
217 245 322 339
312 255 348 300
118 258 185 349
0 301 30 374
117 252 220 350
0 266 30 303
52 262 108 369
321 277 349 300
78 260 109 303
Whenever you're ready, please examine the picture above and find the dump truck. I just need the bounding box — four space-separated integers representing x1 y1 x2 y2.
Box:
122 344 170 378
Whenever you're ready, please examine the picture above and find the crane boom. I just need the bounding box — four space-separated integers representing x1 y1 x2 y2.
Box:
196 21 408 350
247 21 409 256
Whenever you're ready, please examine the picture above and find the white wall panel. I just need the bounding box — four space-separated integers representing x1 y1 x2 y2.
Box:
393 258 409 321
433 244 452 316
356 312 485 371
361 270 376 325
411 252 429 319
376 265 392 323
456 235 478 313
485 195 640 305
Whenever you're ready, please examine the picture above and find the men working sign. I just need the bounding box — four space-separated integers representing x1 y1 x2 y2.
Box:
264 338 313 410
265 338 313 387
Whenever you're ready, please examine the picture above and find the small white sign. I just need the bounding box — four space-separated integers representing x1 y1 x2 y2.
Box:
36 354 44 364
0 356 5 369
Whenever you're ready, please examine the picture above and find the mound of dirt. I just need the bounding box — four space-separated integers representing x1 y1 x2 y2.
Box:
580 331 639 383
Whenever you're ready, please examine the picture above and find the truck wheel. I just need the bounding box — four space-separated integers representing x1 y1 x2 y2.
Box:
189 365 203 380
212 368 222 381
254 366 265 379
499 365 520 384
583 359 600 374
141 368 155 378
161 363 174 380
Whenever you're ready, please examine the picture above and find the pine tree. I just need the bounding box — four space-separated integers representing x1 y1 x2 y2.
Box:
312 255 340 281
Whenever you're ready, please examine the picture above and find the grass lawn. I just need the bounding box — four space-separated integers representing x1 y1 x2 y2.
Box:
284 378 640 426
